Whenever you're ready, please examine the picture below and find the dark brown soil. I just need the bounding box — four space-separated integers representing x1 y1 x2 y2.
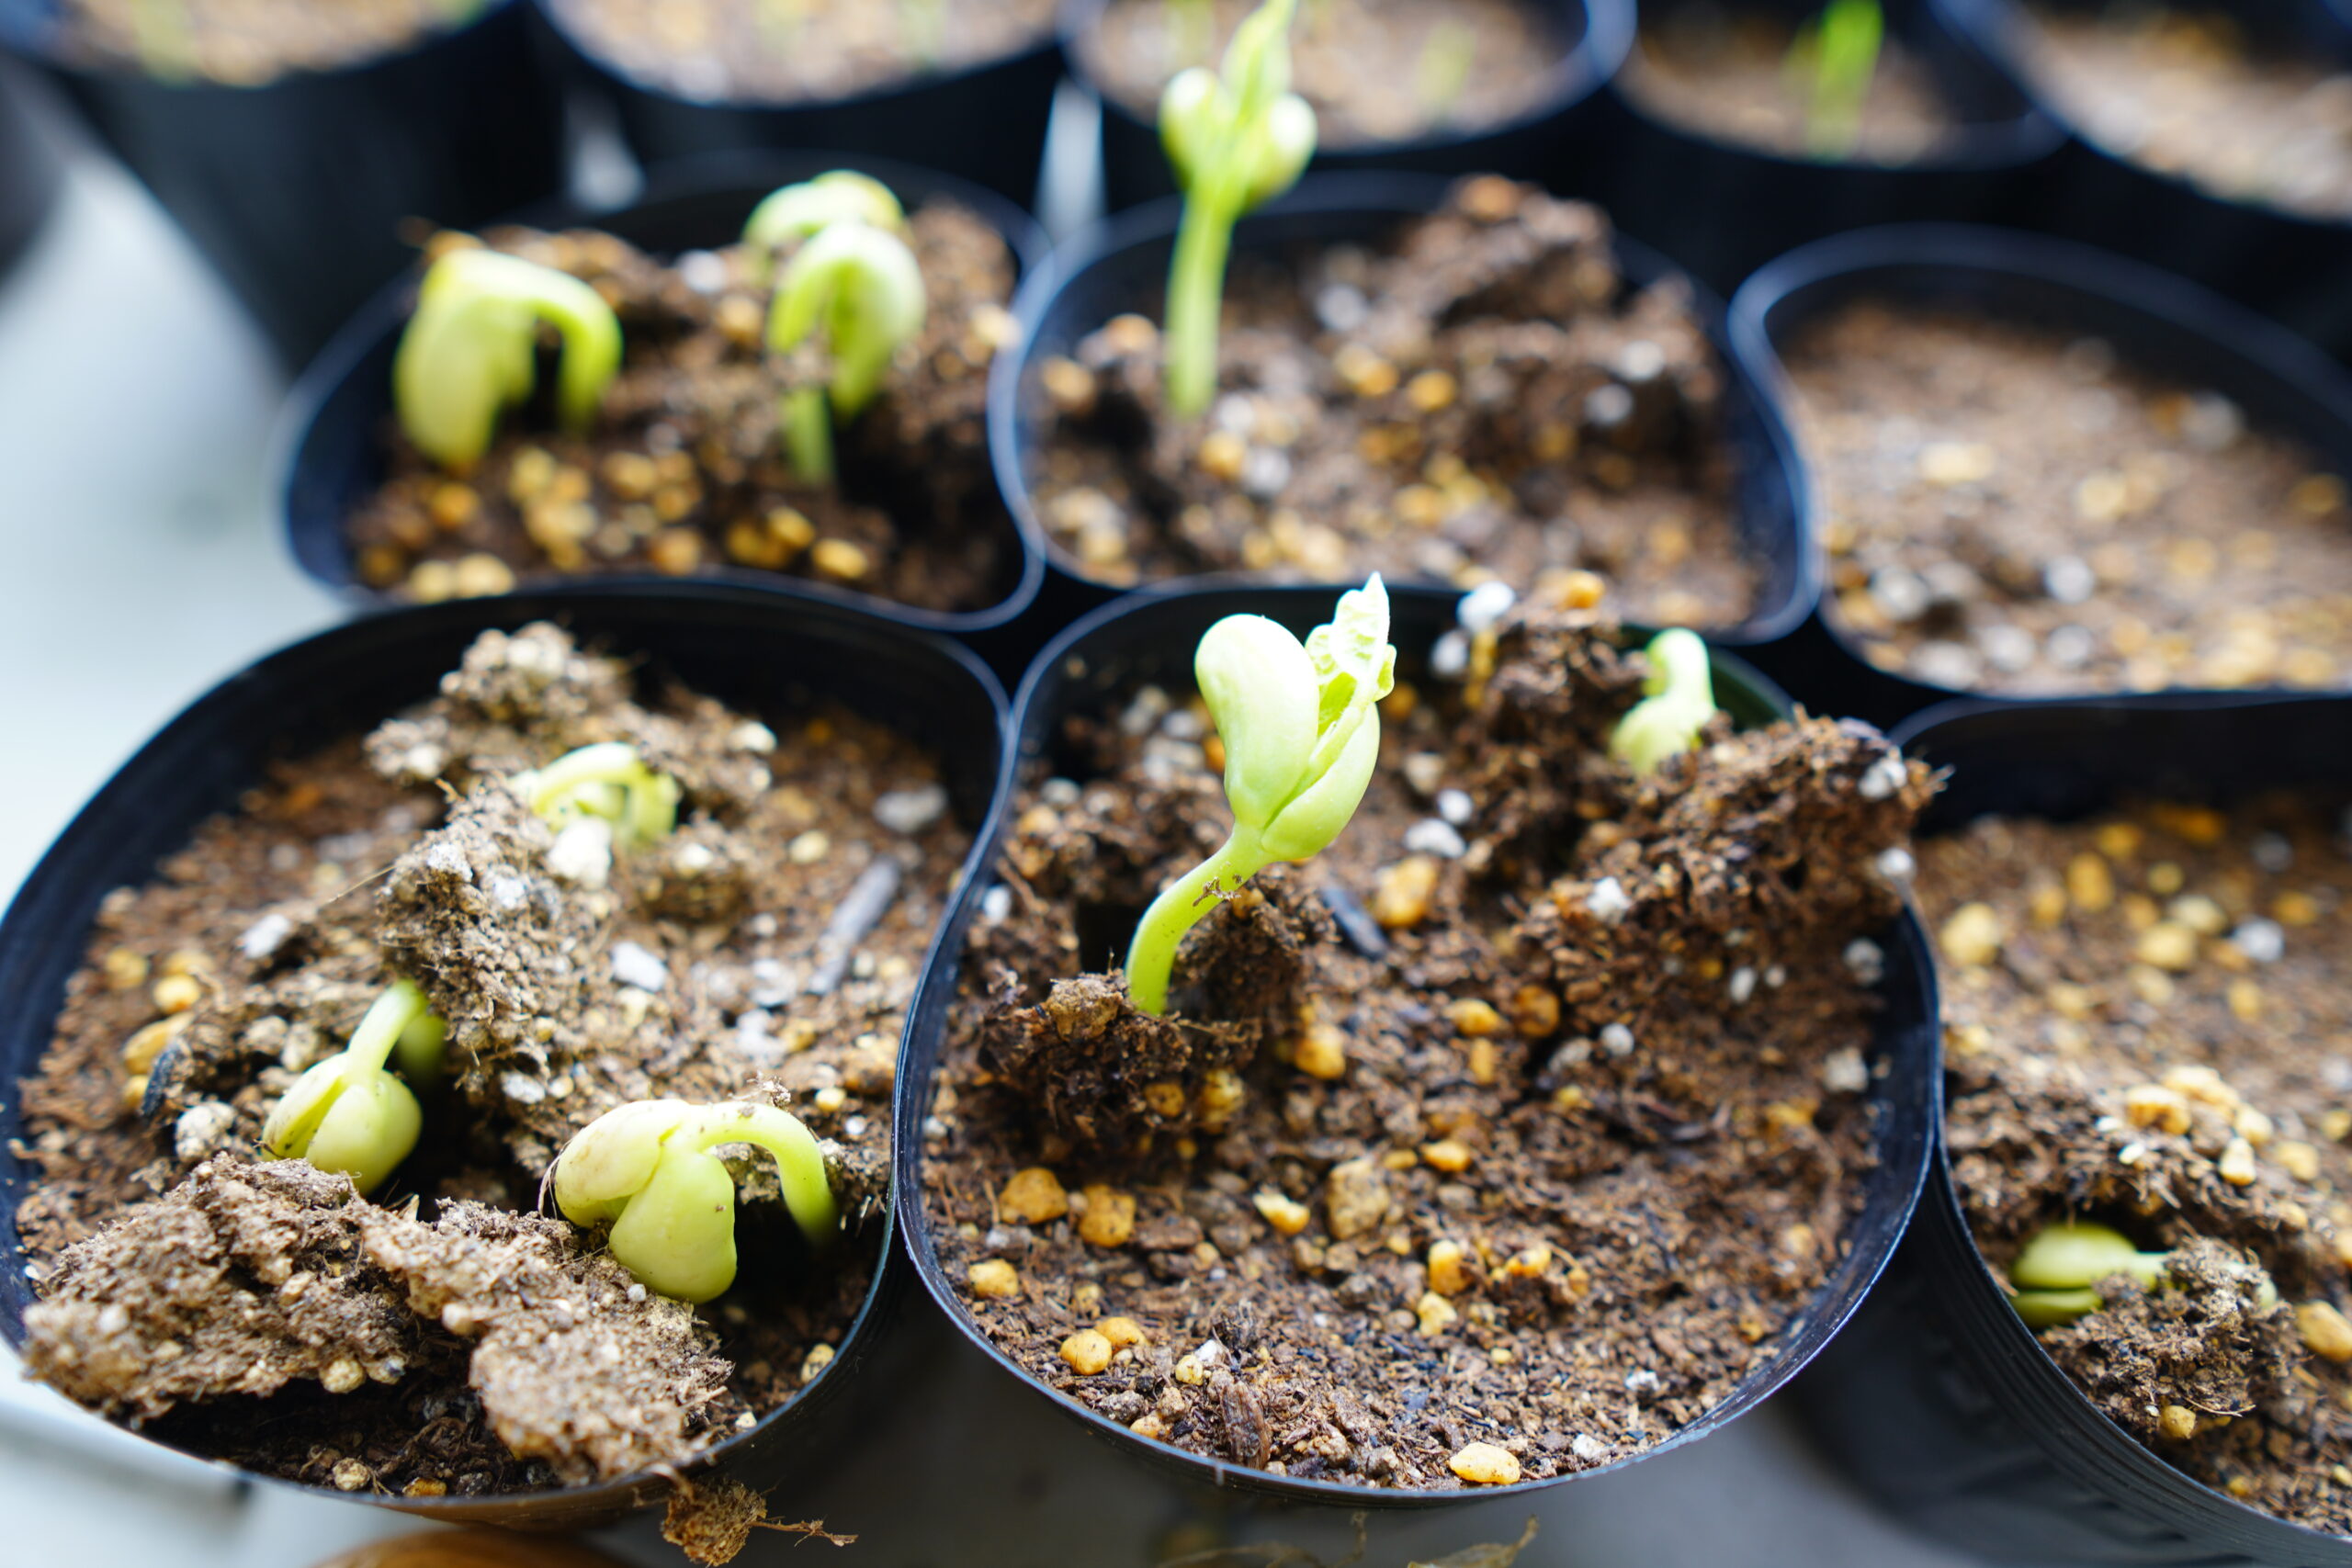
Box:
920 594 1931 1490
61 0 479 81
1925 797 2352 1530
547 0 1057 103
2023 5 2352 222
14 622 970 1510
1026 178 1762 630
1621 4 1958 162
345 203 1021 614
1783 300 2352 694
1082 0 1566 150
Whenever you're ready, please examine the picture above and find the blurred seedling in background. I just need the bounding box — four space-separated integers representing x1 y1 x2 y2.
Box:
1159 0 1317 417
1786 0 1883 158
262 980 446 1196
554 1098 839 1302
1415 19 1476 125
1125 575 1394 1014
393 245 623 469
1610 627 1717 775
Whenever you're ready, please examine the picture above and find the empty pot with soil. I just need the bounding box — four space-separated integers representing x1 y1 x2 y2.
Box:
1732 223 2352 728
0 0 564 366
993 171 1812 644
532 0 1062 210
280 155 1047 637
1930 0 2352 359
1589 0 2061 293
1795 694 2352 1566
1069 0 1632 210
895 578 1940 1499
0 585 1005 1555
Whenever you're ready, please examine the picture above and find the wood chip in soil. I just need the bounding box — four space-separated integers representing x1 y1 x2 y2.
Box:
14 621 970 1516
1785 299 2352 695
1926 795 2352 1532
922 596 1931 1490
1025 177 1763 632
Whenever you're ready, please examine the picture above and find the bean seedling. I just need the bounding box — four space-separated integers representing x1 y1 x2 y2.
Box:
1415 20 1476 124
515 741 682 849
394 245 624 470
1789 0 1883 159
763 186 927 485
1610 628 1716 776
1125 575 1395 1015
741 170 907 286
262 980 446 1196
554 1099 840 1303
2007 1221 2172 1327
1159 0 1317 417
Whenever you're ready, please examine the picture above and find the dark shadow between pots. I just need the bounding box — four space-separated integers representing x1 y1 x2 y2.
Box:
1727 221 2352 733
0 0 566 367
986 172 1816 656
0 581 1009 1530
1072 0 1634 212
275 151 1050 642
891 581 1939 1507
530 0 1061 211
1578 0 2062 297
1792 692 2352 1567
1928 0 2352 360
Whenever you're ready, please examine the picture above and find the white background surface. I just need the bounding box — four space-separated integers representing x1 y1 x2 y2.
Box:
0 89 1996 1567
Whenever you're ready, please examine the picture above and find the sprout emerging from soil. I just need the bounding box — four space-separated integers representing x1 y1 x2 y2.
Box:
2007 1221 2173 1328
553 1099 840 1303
764 208 928 486
514 741 682 851
1790 0 1883 158
262 980 445 1196
1159 0 1318 417
741 170 907 287
393 246 625 470
1125 574 1396 1015
1610 628 1717 776
1415 19 1477 123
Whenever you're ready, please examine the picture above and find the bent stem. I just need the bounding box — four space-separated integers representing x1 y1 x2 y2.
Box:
685 1103 840 1248
262 979 435 1195
783 386 836 486
1126 824 1271 1015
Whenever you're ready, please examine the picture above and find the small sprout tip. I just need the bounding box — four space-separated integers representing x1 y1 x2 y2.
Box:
763 207 927 485
1790 0 1883 159
514 742 682 850
1609 628 1717 776
394 247 623 469
741 170 907 285
2007 1221 2172 1328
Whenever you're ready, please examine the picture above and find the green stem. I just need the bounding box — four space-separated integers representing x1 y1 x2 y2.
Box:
1165 191 1238 419
1126 825 1270 1014
686 1105 840 1247
784 387 837 486
347 981 431 1077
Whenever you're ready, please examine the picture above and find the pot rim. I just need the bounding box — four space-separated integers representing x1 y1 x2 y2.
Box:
892 578 1939 1506
0 579 1011 1524
267 151 1051 638
0 0 523 87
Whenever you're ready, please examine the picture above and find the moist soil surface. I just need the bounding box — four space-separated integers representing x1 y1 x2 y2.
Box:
14 622 970 1510
345 202 1021 615
1082 0 1566 151
921 596 1931 1490
1783 299 2352 695
1621 4 1959 163
1925 796 2352 1533
1026 177 1762 630
547 0 1057 104
61 0 476 82
2023 4 2352 222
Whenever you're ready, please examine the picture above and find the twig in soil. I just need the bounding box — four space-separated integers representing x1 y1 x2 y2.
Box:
1159 0 1317 414
1317 880 1389 958
807 852 905 995
1126 577 1395 1013
394 246 623 468
261 979 445 1195
756 1520 858 1547
553 1099 840 1302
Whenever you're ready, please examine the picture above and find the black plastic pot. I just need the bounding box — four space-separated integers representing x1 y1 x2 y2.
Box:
1792 692 2352 1567
1580 0 2061 297
1727 221 2352 733
277 152 1051 643
989 172 1816 654
1928 0 2352 360
892 581 1941 1506
0 581 1009 1529
532 0 1061 211
0 0 565 368
1072 0 1633 212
